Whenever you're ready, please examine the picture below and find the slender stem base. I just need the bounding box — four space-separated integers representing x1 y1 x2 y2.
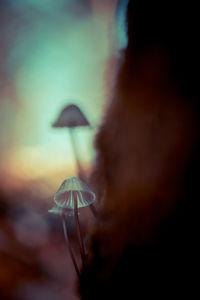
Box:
74 197 86 267
61 214 80 277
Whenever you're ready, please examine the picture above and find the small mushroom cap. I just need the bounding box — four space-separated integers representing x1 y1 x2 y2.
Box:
54 176 96 209
53 104 90 128
48 205 78 216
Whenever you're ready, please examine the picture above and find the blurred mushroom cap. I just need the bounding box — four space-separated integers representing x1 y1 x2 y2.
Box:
48 205 78 216
53 104 90 128
54 177 96 209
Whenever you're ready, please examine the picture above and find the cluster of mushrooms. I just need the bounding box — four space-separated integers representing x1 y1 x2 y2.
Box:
48 104 97 276
49 176 96 277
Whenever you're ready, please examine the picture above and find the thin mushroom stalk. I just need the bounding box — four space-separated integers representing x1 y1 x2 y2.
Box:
61 214 80 277
69 128 85 180
48 206 80 278
74 195 86 266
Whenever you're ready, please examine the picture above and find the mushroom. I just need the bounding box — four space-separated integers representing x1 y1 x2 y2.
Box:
54 176 96 266
52 104 90 180
48 205 80 277
52 104 98 218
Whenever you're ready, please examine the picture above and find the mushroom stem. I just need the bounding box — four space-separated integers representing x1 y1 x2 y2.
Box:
74 196 86 266
69 129 98 219
69 128 84 177
61 214 80 277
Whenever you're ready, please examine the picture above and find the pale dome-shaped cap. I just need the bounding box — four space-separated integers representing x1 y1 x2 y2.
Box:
53 104 90 128
54 177 96 209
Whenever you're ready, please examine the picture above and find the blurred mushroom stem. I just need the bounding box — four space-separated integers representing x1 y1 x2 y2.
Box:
69 128 98 219
74 196 86 267
69 128 85 179
61 214 80 277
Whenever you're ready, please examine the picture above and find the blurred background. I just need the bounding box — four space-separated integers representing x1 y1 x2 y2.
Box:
0 0 128 299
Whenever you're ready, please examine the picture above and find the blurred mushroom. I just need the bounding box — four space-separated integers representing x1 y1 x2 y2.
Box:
54 176 96 266
48 205 76 217
48 205 80 277
53 104 90 180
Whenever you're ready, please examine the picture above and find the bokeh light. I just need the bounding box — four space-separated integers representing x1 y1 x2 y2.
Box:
0 0 122 195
